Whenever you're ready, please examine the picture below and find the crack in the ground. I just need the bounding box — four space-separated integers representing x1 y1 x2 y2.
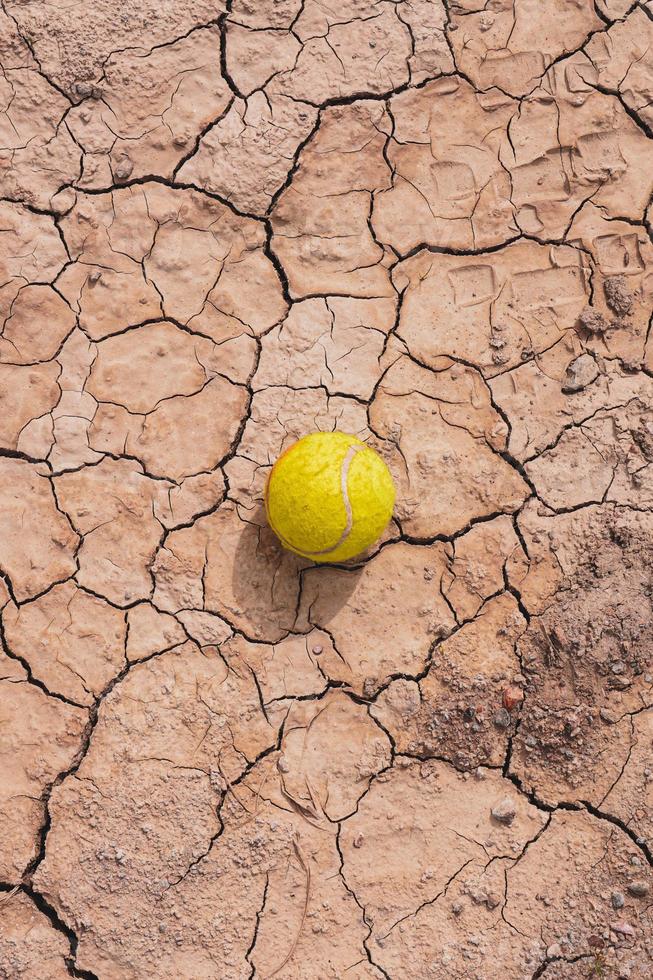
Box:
1 1 652 975
0 882 99 979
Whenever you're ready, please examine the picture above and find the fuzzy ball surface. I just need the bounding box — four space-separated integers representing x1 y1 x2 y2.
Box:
265 431 395 562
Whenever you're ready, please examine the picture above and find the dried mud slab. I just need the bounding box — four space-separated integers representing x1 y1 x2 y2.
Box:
340 761 547 938
56 183 286 346
4 1 226 97
374 76 518 253
255 295 398 400
443 514 523 620
360 799 652 979
0 62 79 208
229 2 413 104
152 501 304 642
269 101 395 297
178 94 319 213
67 28 232 188
394 241 590 376
3 582 127 706
2 0 653 977
0 651 87 882
262 690 392 821
297 541 456 695
0 891 71 979
509 502 653 826
0 459 78 602
373 594 526 769
370 355 529 537
447 0 603 97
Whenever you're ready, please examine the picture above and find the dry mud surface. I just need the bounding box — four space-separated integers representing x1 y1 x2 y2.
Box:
0 1 652 978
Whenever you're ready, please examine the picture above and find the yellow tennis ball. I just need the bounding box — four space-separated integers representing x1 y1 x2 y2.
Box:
265 431 395 563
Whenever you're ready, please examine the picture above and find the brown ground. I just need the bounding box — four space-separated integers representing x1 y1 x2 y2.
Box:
0 1 652 978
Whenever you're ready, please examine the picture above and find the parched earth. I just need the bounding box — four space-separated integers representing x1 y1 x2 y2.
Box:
0 1 652 978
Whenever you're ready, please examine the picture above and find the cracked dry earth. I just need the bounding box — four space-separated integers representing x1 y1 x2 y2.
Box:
1 3 653 980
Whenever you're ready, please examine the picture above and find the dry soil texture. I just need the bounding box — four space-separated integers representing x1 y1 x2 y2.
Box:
1 1 652 979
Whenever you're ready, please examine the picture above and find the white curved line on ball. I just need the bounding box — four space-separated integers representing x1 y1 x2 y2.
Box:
302 443 363 556
270 443 364 558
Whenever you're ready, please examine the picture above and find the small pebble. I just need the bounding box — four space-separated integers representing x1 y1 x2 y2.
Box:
493 708 511 729
611 891 625 910
312 645 323 655
627 880 650 898
610 921 635 936
502 686 524 711
491 798 516 825
113 158 133 180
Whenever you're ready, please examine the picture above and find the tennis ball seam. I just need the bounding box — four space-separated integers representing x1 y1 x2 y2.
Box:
267 442 364 558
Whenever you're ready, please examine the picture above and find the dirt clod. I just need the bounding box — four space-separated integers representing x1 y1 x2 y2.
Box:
604 276 634 317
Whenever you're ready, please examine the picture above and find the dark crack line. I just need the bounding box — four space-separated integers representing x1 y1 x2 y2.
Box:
0 883 98 979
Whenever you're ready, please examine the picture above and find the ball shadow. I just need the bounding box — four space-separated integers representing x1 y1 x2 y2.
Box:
231 502 364 635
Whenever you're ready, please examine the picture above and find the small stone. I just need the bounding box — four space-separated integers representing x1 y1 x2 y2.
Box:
491 798 516 825
277 756 289 773
611 891 625 910
600 708 616 724
611 661 626 675
113 157 133 181
546 943 562 958
492 350 509 365
562 352 599 394
502 686 524 711
626 880 650 897
610 920 635 936
451 901 463 915
73 80 95 98
312 645 323 655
